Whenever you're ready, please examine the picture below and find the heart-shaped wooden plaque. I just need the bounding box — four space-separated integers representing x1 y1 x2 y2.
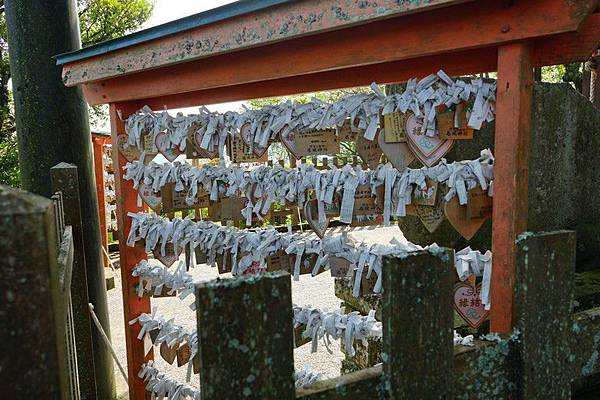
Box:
240 123 269 158
444 195 488 240
405 113 453 167
138 183 162 213
357 132 383 169
378 129 415 171
453 282 489 328
117 134 141 162
155 131 183 162
152 242 181 268
303 198 329 238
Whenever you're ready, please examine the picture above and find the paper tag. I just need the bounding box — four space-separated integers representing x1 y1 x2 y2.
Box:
143 332 154 356
383 112 408 143
280 126 339 159
453 282 489 328
413 179 438 206
161 183 210 212
466 187 493 220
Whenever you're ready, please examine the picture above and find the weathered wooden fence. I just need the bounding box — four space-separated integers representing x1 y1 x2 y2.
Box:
194 230 600 399
0 163 95 399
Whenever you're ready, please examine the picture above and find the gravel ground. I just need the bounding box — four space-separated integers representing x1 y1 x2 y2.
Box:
108 260 345 398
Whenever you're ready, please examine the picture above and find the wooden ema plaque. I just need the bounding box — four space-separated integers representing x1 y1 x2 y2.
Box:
353 184 382 216
383 111 408 143
161 183 210 212
453 282 489 328
437 102 473 140
141 131 158 162
336 119 358 142
208 197 246 221
266 250 292 272
414 184 446 233
228 137 268 164
466 186 493 220
413 179 438 207
281 127 339 159
356 132 383 169
185 125 219 159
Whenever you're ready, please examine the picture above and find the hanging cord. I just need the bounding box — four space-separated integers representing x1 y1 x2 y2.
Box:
88 303 129 384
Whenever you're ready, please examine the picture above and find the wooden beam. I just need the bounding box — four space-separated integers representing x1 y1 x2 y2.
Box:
61 0 474 86
490 43 533 333
109 102 152 400
107 47 498 110
78 0 598 105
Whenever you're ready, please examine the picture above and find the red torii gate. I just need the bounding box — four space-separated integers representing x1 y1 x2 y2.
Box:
56 0 600 398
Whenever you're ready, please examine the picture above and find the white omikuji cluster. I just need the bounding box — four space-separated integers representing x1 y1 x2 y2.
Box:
130 303 382 363
139 361 200 400
127 212 426 297
124 70 496 157
123 149 494 227
138 361 321 399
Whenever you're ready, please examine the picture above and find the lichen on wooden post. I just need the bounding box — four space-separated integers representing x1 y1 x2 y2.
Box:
51 162 97 398
382 248 454 398
0 185 69 399
513 230 576 399
195 271 295 399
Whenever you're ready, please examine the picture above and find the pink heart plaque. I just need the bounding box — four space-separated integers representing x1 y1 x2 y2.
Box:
155 132 182 162
405 113 453 167
117 134 141 162
453 282 489 328
193 132 219 159
240 123 269 158
303 198 329 238
138 183 162 212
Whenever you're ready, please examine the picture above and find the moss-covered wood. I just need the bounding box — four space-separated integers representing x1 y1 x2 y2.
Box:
0 185 69 399
195 271 295 399
514 231 576 399
383 249 454 398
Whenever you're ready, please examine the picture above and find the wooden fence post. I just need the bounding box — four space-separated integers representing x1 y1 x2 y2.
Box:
51 162 98 399
383 249 454 398
514 230 576 399
0 185 69 399
195 271 295 399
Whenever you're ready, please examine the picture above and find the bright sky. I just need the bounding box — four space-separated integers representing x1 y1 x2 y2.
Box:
145 0 243 115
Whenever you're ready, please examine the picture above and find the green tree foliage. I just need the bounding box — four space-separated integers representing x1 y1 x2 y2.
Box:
0 0 154 187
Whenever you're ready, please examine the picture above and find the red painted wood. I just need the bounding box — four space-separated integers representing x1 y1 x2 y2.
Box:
101 47 498 110
490 43 533 334
77 0 598 105
109 102 152 400
92 134 109 267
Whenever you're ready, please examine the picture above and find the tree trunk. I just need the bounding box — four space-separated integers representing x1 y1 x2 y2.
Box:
4 1 114 399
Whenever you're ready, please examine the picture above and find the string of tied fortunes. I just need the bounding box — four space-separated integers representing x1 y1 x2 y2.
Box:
123 149 494 227
123 70 496 157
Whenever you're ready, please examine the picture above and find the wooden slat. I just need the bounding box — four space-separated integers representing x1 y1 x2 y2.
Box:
490 43 534 333
57 226 74 295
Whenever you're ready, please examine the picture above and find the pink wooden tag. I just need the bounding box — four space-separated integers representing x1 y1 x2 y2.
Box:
117 134 140 162
138 183 162 212
240 123 269 158
453 282 489 328
155 131 183 162
405 113 453 167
